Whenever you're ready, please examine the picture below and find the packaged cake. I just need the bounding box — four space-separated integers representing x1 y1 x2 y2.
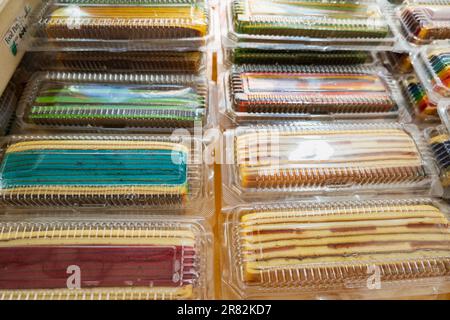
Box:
225 0 395 48
223 124 437 202
424 126 450 196
0 135 211 211
30 0 211 49
413 47 450 100
22 51 206 74
0 83 18 136
399 0 450 44
402 75 438 118
222 64 407 124
0 216 212 300
223 198 450 299
228 49 374 66
15 71 208 133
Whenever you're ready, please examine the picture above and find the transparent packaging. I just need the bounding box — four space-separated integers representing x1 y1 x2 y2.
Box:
401 74 438 120
223 0 398 51
398 0 450 45
0 134 213 213
424 125 450 198
222 197 450 299
14 71 209 133
226 48 375 66
221 64 410 125
412 46 450 105
0 215 213 300
378 51 413 74
21 51 207 74
28 0 213 51
438 99 450 131
0 83 18 136
222 123 438 204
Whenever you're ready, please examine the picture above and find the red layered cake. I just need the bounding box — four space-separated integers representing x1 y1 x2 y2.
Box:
0 221 200 300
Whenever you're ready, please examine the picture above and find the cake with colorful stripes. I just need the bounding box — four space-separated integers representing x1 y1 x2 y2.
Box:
234 126 429 191
0 138 190 206
403 75 437 117
427 130 450 187
400 2 450 44
427 48 450 96
40 0 209 40
229 65 398 115
20 72 206 130
232 0 390 39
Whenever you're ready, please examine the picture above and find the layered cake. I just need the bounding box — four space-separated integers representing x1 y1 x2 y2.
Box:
234 126 429 191
232 0 390 39
400 2 450 43
230 49 372 65
427 49 450 96
40 0 209 40
427 131 450 186
0 138 191 206
20 72 206 130
403 76 437 116
229 65 398 115
0 220 201 300
233 201 450 289
25 51 204 74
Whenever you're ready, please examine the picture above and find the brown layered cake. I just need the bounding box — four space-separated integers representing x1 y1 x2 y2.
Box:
234 126 429 191
0 220 202 300
234 200 450 290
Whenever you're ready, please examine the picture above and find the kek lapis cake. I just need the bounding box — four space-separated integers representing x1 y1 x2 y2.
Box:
0 218 208 300
226 199 450 295
0 137 199 207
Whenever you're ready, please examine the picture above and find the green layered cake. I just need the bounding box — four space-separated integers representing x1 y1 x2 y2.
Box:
21 73 207 130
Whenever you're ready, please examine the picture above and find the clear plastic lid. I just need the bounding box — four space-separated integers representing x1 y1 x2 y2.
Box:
378 51 413 74
226 48 375 66
28 0 212 50
0 216 212 300
223 123 437 203
224 0 397 50
0 83 18 136
424 125 450 197
21 51 206 74
221 64 408 124
412 47 450 104
223 198 450 298
398 0 450 44
15 71 208 133
0 135 212 212
401 74 438 119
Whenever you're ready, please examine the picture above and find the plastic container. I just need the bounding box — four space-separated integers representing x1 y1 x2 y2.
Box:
401 74 438 120
424 125 450 197
21 51 207 74
225 48 375 66
14 71 209 133
222 123 438 204
223 0 398 51
398 0 450 45
0 82 18 136
28 0 213 51
412 47 450 103
0 215 213 300
221 64 410 125
0 134 214 213
378 51 413 74
222 197 450 299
